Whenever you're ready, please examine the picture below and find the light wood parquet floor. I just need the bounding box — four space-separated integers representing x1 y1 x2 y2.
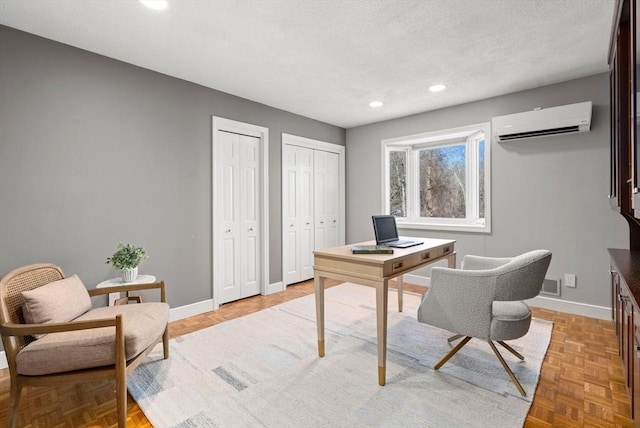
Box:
0 279 634 427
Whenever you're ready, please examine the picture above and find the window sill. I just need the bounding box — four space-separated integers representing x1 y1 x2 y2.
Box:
397 221 491 234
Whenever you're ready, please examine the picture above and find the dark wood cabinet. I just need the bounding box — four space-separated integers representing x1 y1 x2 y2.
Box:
610 249 640 424
610 0 640 248
609 3 640 423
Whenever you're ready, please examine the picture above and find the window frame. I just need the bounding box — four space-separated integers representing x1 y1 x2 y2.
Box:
381 122 491 233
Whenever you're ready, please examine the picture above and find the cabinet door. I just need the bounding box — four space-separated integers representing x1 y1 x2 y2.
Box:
614 269 622 338
633 0 640 216
634 319 640 422
626 299 635 389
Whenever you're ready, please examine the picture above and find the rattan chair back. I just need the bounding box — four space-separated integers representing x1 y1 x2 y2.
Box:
0 263 65 353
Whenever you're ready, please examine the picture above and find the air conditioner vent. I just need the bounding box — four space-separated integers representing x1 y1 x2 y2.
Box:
498 126 581 141
492 101 592 142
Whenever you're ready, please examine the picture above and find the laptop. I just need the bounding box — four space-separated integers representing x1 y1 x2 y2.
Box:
372 215 422 248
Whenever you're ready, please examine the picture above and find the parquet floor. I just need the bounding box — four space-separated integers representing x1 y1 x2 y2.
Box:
0 280 634 427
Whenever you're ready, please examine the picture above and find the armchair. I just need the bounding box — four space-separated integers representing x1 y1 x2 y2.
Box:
0 263 170 428
417 250 551 396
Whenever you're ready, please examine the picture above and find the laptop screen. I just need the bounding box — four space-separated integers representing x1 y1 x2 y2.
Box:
372 215 399 244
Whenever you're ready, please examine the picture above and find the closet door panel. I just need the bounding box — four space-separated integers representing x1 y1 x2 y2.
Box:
240 135 261 297
314 150 340 250
217 132 262 304
217 131 241 304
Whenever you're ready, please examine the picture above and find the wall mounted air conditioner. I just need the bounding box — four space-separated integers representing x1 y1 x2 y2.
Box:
492 101 592 142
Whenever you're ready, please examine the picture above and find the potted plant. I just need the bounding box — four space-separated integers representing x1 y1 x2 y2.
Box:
106 243 148 282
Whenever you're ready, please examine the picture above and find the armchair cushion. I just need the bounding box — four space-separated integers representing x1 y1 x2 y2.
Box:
15 302 169 376
21 275 92 338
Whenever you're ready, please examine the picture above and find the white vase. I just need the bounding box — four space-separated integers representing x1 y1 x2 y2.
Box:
121 267 138 283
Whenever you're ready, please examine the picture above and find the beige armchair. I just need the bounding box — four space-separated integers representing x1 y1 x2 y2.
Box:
0 263 170 428
417 250 551 396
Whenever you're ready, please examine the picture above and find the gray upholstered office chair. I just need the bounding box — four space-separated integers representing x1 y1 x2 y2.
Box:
417 249 551 396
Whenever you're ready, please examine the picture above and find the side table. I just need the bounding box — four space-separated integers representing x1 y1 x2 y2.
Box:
96 274 156 306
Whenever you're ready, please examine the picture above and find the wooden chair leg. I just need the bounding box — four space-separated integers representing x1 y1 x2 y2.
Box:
116 374 127 428
163 326 169 359
434 336 472 369
7 380 22 428
115 315 127 428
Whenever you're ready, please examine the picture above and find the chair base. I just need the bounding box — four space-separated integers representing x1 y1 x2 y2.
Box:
436 336 527 397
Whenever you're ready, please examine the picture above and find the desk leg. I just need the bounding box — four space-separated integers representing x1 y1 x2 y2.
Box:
376 279 389 386
397 275 403 313
315 274 325 357
447 252 457 269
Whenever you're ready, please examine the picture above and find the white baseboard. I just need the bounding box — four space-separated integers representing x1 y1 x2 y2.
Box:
526 295 611 320
169 299 214 322
266 281 284 295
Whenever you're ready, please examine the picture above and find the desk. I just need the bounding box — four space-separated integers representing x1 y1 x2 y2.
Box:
96 274 156 305
313 238 456 386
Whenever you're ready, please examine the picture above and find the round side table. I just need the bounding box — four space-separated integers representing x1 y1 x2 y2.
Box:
96 274 156 306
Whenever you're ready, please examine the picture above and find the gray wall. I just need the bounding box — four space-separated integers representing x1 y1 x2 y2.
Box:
346 73 628 308
0 26 346 308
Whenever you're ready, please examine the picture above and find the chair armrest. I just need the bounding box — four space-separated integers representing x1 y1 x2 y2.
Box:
462 255 512 270
1 316 119 337
89 280 166 302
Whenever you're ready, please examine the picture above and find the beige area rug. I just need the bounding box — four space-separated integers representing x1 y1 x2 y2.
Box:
128 283 552 427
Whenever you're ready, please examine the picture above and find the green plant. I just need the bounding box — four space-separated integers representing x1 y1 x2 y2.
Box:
106 243 148 270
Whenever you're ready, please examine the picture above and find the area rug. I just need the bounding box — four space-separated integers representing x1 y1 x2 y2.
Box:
128 283 552 427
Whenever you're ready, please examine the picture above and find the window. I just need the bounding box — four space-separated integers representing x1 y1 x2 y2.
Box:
383 123 490 233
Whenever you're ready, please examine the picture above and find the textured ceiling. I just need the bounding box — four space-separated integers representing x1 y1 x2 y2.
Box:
0 0 615 128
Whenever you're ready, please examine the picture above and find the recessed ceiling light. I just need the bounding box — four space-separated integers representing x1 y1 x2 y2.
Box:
140 0 168 10
429 84 446 92
369 101 384 108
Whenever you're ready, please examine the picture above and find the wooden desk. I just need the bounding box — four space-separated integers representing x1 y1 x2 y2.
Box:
313 238 456 386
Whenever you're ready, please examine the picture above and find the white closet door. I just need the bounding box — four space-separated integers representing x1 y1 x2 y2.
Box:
240 135 261 298
283 145 314 285
298 149 314 280
314 150 340 250
217 131 261 304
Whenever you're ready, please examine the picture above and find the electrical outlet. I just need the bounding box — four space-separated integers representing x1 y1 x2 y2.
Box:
564 273 576 288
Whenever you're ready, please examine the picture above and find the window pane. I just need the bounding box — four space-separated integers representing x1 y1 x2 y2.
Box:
478 139 485 219
388 151 406 217
418 145 466 218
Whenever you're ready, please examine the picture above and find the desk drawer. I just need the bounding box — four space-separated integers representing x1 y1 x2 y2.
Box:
382 244 453 277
